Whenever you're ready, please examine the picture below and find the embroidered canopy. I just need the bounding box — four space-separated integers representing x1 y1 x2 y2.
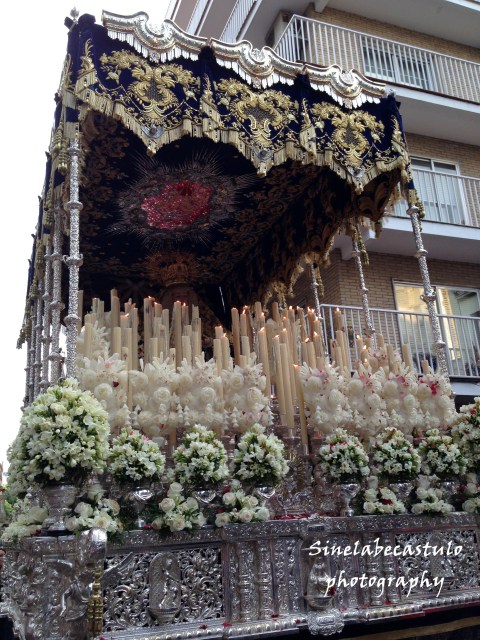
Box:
22 11 417 339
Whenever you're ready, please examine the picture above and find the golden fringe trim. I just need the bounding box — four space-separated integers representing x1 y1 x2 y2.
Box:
74 89 412 192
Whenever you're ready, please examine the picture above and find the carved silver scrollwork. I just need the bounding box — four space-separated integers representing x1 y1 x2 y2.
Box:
103 546 224 631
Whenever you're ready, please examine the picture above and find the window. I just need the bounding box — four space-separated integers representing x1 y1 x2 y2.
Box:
411 158 467 225
361 38 435 91
394 283 480 376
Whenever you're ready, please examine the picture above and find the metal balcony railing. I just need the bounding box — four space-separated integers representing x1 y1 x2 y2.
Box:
275 15 480 104
221 0 257 42
320 304 480 378
389 169 480 227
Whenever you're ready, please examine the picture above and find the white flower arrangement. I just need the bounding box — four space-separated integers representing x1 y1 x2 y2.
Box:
65 489 122 536
459 475 480 515
300 363 353 435
363 486 406 515
76 353 130 433
317 428 370 483
452 397 480 470
222 362 272 431
172 424 229 488
415 372 457 432
418 428 466 479
233 423 289 486
370 426 421 481
7 379 110 493
379 370 423 437
345 370 388 439
411 484 454 516
0 495 48 542
151 482 206 532
76 352 272 440
215 479 270 526
109 428 166 483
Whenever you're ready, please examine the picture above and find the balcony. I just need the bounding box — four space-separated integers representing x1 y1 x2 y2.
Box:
221 0 257 42
274 15 480 104
320 304 480 379
391 169 480 228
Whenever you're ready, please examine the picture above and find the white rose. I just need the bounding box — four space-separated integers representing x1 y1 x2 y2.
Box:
184 497 199 510
94 383 113 401
363 501 376 514
75 502 94 518
167 482 183 497
200 387 216 404
153 387 171 405
229 372 245 390
151 517 164 530
238 508 253 523
215 512 231 527
170 514 186 531
223 492 237 506
255 506 270 521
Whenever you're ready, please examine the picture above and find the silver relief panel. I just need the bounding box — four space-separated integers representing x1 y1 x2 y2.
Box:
103 547 224 631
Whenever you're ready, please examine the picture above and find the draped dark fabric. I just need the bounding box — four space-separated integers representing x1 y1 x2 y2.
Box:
21 12 417 336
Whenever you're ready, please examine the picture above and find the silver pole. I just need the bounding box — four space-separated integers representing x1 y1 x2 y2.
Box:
64 137 83 379
49 205 65 383
33 281 44 398
309 263 321 318
40 241 53 391
351 235 375 338
407 205 448 377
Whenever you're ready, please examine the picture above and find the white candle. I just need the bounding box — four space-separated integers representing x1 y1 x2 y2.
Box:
279 343 295 427
182 335 192 366
231 307 241 365
112 327 122 357
273 336 287 423
173 301 182 369
294 365 308 446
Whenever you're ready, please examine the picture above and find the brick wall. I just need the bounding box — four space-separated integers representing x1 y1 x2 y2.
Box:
406 134 480 179
291 249 480 310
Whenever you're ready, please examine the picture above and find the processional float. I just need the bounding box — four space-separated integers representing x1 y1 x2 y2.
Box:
3 10 480 640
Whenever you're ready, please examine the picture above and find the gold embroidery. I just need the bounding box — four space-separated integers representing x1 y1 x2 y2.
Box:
311 103 384 168
100 51 196 125
215 78 298 148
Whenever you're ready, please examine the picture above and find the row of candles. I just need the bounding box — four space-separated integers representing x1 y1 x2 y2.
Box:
78 293 424 446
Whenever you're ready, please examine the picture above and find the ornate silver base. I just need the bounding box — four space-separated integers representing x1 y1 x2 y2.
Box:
4 514 480 640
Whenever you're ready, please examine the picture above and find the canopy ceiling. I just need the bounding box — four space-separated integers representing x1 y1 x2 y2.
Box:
21 11 417 340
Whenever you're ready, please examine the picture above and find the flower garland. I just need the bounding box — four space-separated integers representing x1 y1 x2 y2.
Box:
7 379 110 493
362 486 406 515
418 428 466 479
316 428 370 483
172 424 229 488
370 426 421 481
151 482 206 532
461 476 480 515
109 428 166 483
215 479 270 526
411 485 454 516
233 423 289 486
452 397 480 470
0 496 47 543
65 492 122 536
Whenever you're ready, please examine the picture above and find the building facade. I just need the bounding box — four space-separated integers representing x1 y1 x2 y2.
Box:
167 0 480 394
